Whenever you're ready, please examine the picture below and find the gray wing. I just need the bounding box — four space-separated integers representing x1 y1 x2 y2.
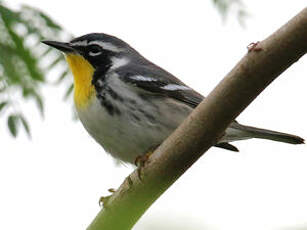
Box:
116 63 239 152
116 63 204 108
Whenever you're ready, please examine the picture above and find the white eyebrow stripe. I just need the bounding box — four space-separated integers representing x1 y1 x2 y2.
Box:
88 40 123 52
161 84 190 91
129 75 158 82
70 40 88 46
110 57 130 70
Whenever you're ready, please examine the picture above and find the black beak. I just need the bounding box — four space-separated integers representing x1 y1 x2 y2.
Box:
42 40 75 53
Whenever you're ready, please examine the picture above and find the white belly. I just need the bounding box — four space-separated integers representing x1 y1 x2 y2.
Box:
76 96 192 163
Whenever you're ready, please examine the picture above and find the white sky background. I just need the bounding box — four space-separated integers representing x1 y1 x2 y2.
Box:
1 0 307 229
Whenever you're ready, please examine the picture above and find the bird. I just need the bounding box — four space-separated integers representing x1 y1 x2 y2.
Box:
42 33 304 164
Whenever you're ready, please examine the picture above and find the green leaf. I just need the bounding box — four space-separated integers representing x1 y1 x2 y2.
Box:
55 70 69 84
21 5 62 30
0 2 72 139
7 114 19 137
0 101 8 112
63 83 73 100
0 45 22 84
212 0 247 23
33 92 44 117
19 114 31 138
39 47 54 58
0 5 21 24
47 56 62 70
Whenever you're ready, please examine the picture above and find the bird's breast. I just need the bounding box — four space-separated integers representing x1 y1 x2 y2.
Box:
65 54 96 109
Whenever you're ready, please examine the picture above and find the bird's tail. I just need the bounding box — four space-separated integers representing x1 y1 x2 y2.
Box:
236 124 304 144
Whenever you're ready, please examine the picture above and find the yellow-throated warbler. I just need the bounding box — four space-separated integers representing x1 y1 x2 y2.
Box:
43 33 304 163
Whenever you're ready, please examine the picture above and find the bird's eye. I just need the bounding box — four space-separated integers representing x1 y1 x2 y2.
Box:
88 45 102 56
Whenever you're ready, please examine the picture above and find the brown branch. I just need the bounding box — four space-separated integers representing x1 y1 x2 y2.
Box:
87 8 307 230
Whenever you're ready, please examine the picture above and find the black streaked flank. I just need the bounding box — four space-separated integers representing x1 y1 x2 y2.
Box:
93 81 123 116
92 65 123 116
138 109 157 123
131 113 141 121
97 94 121 116
107 87 124 102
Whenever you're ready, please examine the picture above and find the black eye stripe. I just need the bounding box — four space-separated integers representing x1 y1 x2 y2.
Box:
88 44 103 54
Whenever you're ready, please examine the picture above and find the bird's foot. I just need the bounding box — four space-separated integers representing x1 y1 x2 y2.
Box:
98 188 116 207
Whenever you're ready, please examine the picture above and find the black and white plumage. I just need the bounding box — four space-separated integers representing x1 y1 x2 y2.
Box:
43 33 304 163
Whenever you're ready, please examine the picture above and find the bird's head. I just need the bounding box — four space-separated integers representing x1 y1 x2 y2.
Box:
42 33 133 69
42 33 135 109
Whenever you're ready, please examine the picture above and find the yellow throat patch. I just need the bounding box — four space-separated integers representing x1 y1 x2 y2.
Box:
65 54 95 109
